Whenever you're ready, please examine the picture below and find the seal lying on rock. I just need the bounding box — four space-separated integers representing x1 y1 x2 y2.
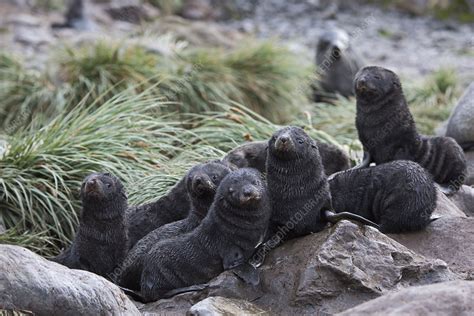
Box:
138 168 271 302
223 139 351 176
354 66 467 194
330 160 437 233
115 161 232 290
51 172 128 278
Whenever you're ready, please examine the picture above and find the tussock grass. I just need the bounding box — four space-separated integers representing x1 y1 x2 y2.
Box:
0 53 63 134
0 90 188 252
58 39 311 122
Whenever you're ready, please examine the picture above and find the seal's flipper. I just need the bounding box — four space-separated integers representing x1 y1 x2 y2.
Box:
435 183 457 196
324 210 380 230
353 151 371 169
232 263 260 286
163 284 209 298
119 286 146 303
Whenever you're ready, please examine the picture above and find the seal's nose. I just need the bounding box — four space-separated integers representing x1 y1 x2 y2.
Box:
279 135 289 144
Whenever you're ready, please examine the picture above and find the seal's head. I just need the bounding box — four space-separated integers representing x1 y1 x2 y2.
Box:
186 161 232 199
354 66 401 102
268 126 317 161
81 172 127 204
220 168 264 208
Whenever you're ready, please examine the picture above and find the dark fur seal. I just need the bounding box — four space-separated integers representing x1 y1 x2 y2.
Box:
315 28 365 99
266 126 332 241
354 66 467 193
127 175 191 248
115 161 232 290
329 160 437 233
223 139 351 176
52 0 91 30
138 168 271 302
51 172 128 278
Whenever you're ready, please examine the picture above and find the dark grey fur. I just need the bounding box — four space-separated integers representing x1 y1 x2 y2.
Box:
355 66 467 191
52 0 90 29
126 177 190 248
51 172 128 278
223 139 351 176
266 126 332 242
329 160 437 233
138 168 271 302
115 161 232 290
315 28 365 99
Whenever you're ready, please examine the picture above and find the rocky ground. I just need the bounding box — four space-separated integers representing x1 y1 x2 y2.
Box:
221 0 474 84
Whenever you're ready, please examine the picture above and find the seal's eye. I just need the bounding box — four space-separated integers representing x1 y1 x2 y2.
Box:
373 75 381 80
106 183 112 188
212 175 218 181
297 138 304 144
229 187 234 193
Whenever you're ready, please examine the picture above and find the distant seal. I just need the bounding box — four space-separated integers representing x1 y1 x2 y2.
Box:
266 126 332 241
446 82 474 151
223 139 351 176
330 160 437 233
115 161 232 290
138 168 271 302
51 0 93 30
315 28 365 99
354 66 467 193
51 172 128 278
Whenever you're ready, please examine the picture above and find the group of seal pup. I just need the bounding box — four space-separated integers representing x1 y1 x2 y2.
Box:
51 66 467 302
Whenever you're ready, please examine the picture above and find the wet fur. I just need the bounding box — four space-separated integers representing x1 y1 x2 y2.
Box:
329 160 437 233
139 168 271 302
355 66 467 190
51 172 128 278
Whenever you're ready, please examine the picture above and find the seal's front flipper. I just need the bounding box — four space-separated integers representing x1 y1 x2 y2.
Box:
353 151 371 169
162 284 209 298
222 246 245 270
435 183 457 196
232 263 260 286
119 286 146 303
324 210 380 230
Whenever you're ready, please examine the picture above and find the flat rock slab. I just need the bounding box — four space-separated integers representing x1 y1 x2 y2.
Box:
0 245 140 316
433 188 467 218
389 217 474 277
142 220 456 315
338 280 474 316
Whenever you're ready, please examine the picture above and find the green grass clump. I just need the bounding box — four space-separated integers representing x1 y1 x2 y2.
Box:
0 90 189 254
59 42 159 105
0 53 63 134
157 41 312 122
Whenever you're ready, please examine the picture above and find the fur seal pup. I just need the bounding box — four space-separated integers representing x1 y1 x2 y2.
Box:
266 126 332 241
138 168 271 302
52 0 93 30
314 28 365 100
354 66 467 194
329 160 437 233
115 161 232 290
51 172 128 278
223 139 351 176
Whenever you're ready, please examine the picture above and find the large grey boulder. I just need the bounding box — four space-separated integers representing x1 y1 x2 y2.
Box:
390 217 474 277
448 185 474 217
433 188 467 218
446 82 474 148
338 280 474 316
0 245 140 316
141 220 456 315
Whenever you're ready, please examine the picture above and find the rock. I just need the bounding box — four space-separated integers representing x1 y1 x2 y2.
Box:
338 280 474 315
446 82 474 148
141 220 456 315
433 188 467 219
394 0 450 15
187 296 269 316
465 150 474 186
448 185 474 216
0 245 140 316
180 0 215 20
105 1 160 24
389 217 474 277
13 26 54 46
